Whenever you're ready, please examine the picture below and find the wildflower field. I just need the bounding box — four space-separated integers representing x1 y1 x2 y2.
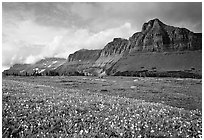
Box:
2 76 202 138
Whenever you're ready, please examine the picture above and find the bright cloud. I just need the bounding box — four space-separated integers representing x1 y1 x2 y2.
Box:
43 22 135 58
2 2 202 71
2 17 136 69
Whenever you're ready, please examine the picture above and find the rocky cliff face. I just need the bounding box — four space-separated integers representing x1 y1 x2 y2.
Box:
64 18 202 75
4 18 202 78
55 38 130 75
55 49 102 76
129 18 202 52
99 38 129 57
67 49 101 62
93 38 130 69
66 18 201 65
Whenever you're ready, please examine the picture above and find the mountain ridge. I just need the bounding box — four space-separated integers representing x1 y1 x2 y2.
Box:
3 18 202 78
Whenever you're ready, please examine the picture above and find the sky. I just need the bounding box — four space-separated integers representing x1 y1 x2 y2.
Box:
2 2 202 71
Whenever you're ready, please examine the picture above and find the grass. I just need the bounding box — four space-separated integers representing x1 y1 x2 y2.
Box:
2 76 202 138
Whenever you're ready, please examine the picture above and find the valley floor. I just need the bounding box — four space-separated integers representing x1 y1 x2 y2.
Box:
2 76 202 138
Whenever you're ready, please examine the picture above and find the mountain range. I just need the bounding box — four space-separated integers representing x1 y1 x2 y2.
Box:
3 18 202 78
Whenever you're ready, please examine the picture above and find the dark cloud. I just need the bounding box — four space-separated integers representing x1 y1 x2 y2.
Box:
154 2 202 32
3 2 202 32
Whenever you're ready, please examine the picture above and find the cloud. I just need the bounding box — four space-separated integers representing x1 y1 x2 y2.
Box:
25 55 43 64
2 19 135 69
44 22 135 57
70 3 101 20
2 2 202 70
3 19 67 45
3 2 201 32
2 40 44 67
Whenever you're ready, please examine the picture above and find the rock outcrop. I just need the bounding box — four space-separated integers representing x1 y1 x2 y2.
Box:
128 18 202 52
3 18 202 78
93 38 130 69
100 38 129 57
61 18 202 77
67 49 101 62
55 49 101 76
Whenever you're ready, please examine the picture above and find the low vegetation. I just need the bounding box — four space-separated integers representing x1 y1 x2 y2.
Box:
2 76 202 138
114 70 202 79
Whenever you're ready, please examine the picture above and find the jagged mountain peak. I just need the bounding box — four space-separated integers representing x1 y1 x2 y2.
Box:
3 18 202 77
149 18 163 24
129 18 202 52
147 18 165 26
142 18 165 32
